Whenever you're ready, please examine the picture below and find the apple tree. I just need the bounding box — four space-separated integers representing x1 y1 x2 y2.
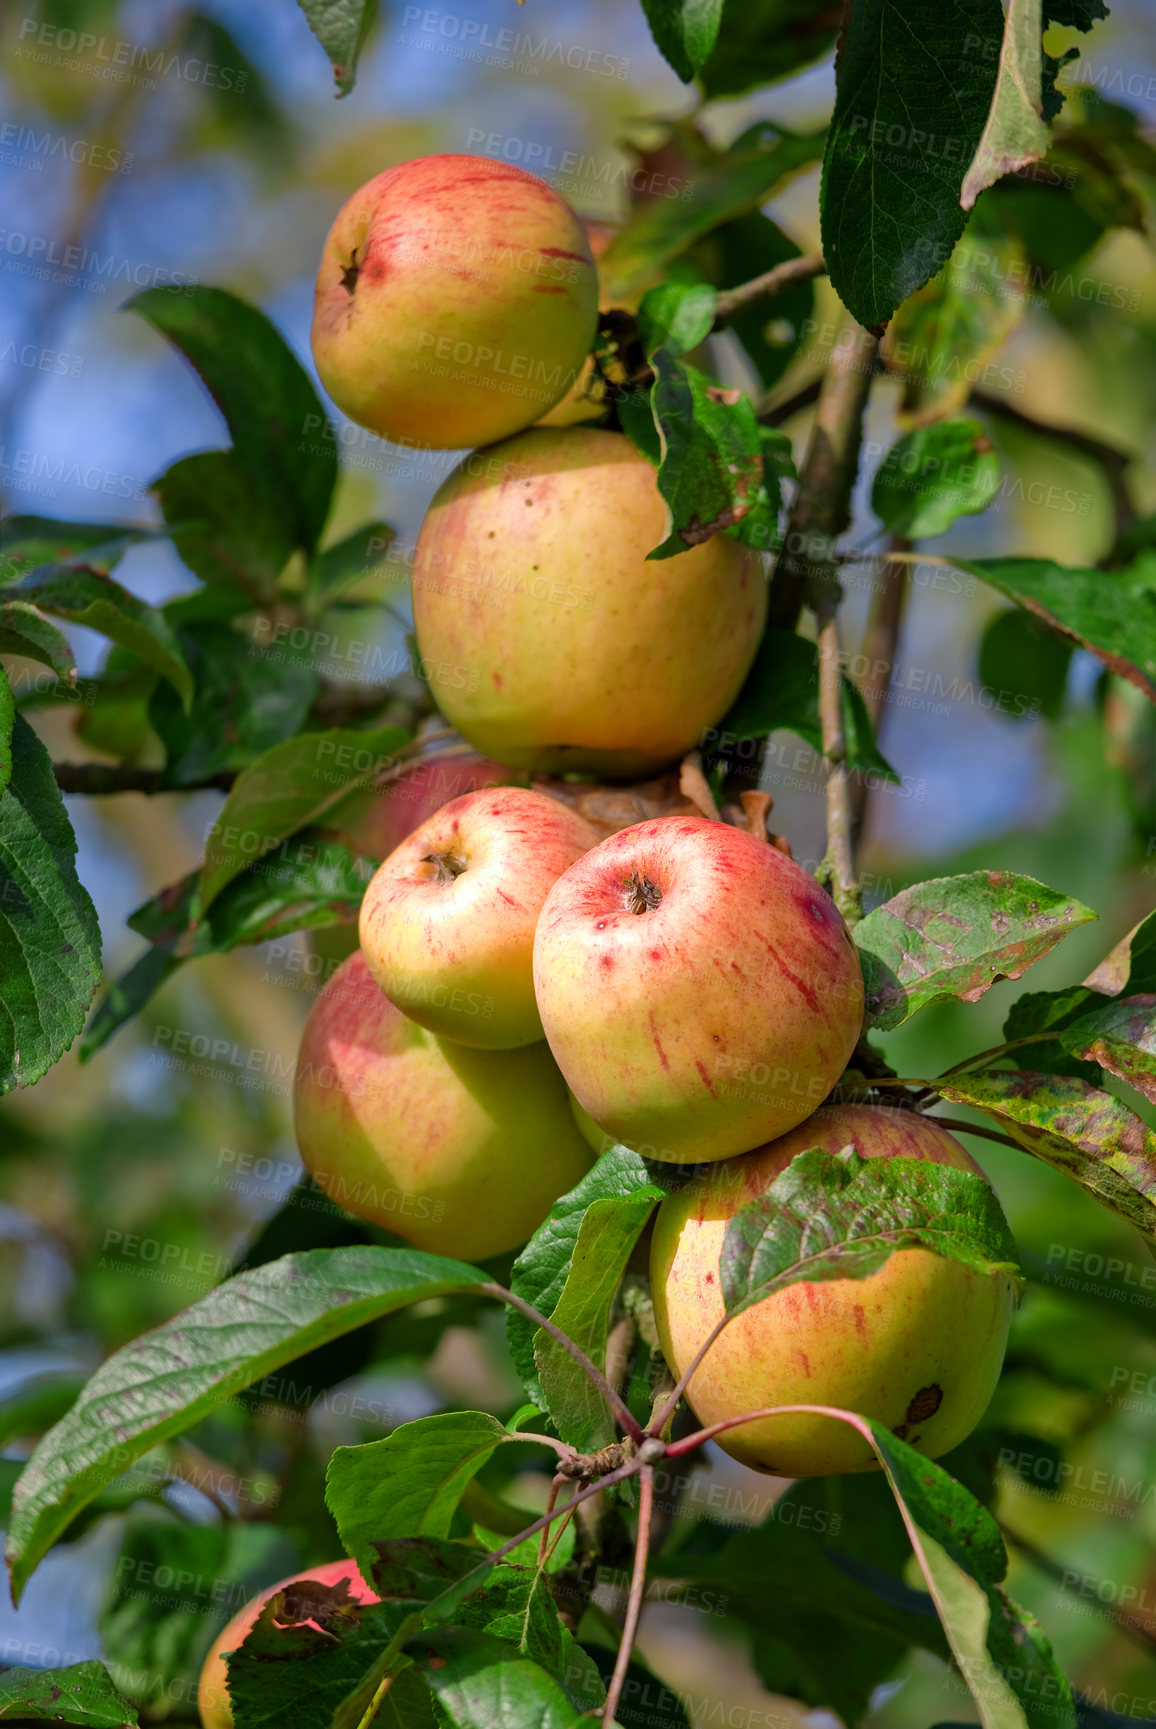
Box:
3 1 1156 1726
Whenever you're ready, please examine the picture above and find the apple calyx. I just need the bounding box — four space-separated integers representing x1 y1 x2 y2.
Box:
422 849 468 884
625 869 662 914
340 250 360 295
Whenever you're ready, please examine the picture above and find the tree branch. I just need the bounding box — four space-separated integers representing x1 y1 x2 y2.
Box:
53 763 237 795
483 1283 645 1444
767 315 879 631
713 252 826 326
600 1466 654 1726
758 375 823 428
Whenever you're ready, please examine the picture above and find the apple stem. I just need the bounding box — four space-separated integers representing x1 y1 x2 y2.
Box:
422 849 468 884
625 870 662 914
482 1283 646 1443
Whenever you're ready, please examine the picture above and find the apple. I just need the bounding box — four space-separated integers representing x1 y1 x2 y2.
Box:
197 1559 377 1729
651 1104 1017 1476
293 951 594 1260
412 427 767 779
532 817 864 1163
359 786 601 1048
328 751 510 863
311 154 598 450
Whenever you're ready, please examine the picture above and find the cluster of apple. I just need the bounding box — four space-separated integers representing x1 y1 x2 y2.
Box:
290 151 1015 1495
309 152 767 781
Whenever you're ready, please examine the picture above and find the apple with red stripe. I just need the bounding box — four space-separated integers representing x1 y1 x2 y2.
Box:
532 817 865 1163
311 154 598 449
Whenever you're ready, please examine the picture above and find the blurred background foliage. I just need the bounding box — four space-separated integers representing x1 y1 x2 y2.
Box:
1 0 1156 1723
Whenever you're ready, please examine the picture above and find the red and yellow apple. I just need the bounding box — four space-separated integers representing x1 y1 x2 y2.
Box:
293 951 593 1259
311 154 598 449
198 1559 377 1729
651 1104 1017 1476
533 818 864 1162
359 786 600 1048
412 428 767 779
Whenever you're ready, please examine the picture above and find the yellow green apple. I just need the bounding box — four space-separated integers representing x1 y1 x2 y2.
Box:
533 817 864 1162
293 951 593 1259
651 1104 1017 1476
197 1559 377 1729
359 786 600 1048
311 154 598 449
412 427 767 778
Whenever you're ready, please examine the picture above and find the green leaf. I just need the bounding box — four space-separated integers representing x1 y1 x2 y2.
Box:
1060 994 1156 1104
129 286 337 556
327 1413 506 1575
977 610 1073 722
225 1596 411 1729
153 449 293 605
639 0 723 81
959 556 1156 702
535 1193 661 1452
508 1147 682 1406
600 125 825 302
0 600 77 684
0 1661 137 1726
305 521 396 618
820 0 1004 330
1002 985 1102 1082
80 834 371 1058
407 1628 583 1729
721 1148 1020 1319
871 420 1001 538
714 628 821 745
853 870 1096 1031
295 0 381 95
198 723 409 911
2 567 192 709
699 0 841 99
1084 910 1156 996
880 229 1026 425
636 281 718 358
0 714 102 1095
646 352 764 556
5 1246 490 1600
961 0 1052 211
864 1425 1074 1729
149 622 317 788
0 515 152 584
454 1563 602 1711
937 1071 1156 1240
841 675 899 782
0 666 12 793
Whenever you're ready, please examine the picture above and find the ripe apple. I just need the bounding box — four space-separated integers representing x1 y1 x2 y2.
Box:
412 427 767 779
359 786 600 1048
197 1559 377 1729
651 1104 1017 1476
293 951 593 1259
532 818 864 1162
311 154 598 450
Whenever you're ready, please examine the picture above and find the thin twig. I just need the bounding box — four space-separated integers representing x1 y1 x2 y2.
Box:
814 598 860 924
537 1478 562 1569
505 1430 574 1461
713 252 826 326
767 313 879 631
483 1284 644 1444
936 1032 1060 1077
970 387 1136 542
757 375 823 428
600 1466 655 1726
920 1115 1028 1154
